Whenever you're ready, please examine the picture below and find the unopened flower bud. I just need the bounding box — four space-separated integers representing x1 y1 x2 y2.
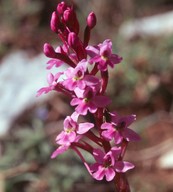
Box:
43 43 56 58
68 32 87 60
57 2 67 14
87 12 96 29
68 32 78 47
63 8 73 22
50 11 60 33
63 8 79 34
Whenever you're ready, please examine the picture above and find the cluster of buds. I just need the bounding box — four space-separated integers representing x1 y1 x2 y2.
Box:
37 1 140 191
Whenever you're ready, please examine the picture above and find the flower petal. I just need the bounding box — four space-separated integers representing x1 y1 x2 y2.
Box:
105 168 115 181
114 161 134 173
75 102 88 115
101 129 115 141
123 128 141 142
51 145 69 158
101 122 113 130
78 122 94 134
86 45 99 57
36 87 52 97
46 59 64 69
92 166 105 181
70 98 81 106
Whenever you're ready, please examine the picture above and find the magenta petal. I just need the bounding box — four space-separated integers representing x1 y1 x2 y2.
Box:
64 67 74 78
36 87 51 96
113 131 123 144
51 145 69 158
93 95 111 107
124 114 136 126
97 60 108 71
86 45 99 57
46 59 63 69
118 114 136 127
74 88 85 98
90 163 99 172
110 54 122 64
78 122 94 134
84 75 100 86
102 129 115 141
75 103 88 115
77 81 86 90
101 122 113 130
54 72 63 81
105 168 115 181
71 112 79 122
47 73 54 84
56 131 65 141
123 128 141 142
63 78 75 90
101 39 112 47
56 132 71 145
88 102 97 113
70 98 81 106
92 166 105 181
68 132 77 142
115 161 134 173
111 146 122 158
64 116 77 129
89 55 101 64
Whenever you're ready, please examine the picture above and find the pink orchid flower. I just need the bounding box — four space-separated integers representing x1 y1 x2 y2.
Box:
36 72 63 96
63 60 100 91
101 113 140 143
71 87 111 115
56 112 94 145
90 147 134 181
86 39 122 71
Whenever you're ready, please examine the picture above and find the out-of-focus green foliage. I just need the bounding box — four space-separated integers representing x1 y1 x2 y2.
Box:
1 117 92 192
108 35 173 110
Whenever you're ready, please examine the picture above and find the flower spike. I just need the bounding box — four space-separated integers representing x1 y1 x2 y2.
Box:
38 2 140 191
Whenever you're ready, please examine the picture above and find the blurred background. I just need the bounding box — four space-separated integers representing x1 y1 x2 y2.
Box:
0 0 173 191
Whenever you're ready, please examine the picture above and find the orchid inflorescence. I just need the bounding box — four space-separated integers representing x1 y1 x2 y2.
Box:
37 1 140 191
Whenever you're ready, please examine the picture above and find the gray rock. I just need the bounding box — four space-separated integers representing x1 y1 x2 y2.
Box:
158 150 173 169
119 11 173 39
0 51 66 135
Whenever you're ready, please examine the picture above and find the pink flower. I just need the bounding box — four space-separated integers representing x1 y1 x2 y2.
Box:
56 112 94 145
101 113 140 143
71 87 111 115
63 60 100 91
90 147 134 181
86 39 122 71
36 72 63 96
51 112 94 159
